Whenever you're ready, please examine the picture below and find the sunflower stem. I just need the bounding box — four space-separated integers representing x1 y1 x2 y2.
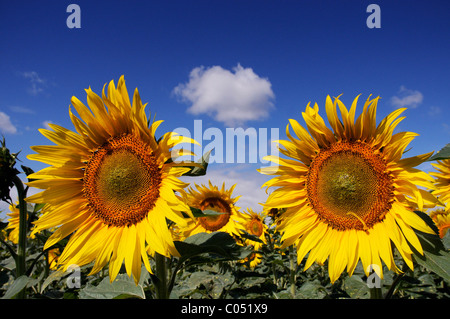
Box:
154 252 169 299
12 175 28 299
266 233 278 286
369 287 383 299
288 245 297 298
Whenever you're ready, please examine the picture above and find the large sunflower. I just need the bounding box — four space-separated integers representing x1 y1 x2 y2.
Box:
179 181 246 239
26 76 197 283
259 95 437 283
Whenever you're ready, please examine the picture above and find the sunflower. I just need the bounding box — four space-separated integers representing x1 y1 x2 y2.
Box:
240 251 263 269
179 181 246 239
5 203 21 244
241 208 268 250
26 76 197 283
259 95 437 283
48 248 61 270
430 209 450 239
5 202 35 244
430 159 450 207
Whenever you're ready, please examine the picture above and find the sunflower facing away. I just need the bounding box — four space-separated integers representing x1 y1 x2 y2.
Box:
259 95 438 283
430 159 450 208
178 181 246 239
5 203 21 244
26 76 197 283
429 159 450 238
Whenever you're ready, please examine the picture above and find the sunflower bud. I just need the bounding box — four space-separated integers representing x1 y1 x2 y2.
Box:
0 137 20 202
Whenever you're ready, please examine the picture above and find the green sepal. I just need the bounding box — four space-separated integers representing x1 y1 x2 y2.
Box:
428 142 450 161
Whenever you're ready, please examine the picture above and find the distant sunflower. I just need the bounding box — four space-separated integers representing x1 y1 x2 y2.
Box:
260 95 437 283
179 181 246 238
242 208 268 250
26 76 197 283
240 251 263 269
430 159 450 207
430 209 450 239
48 248 61 270
5 203 20 244
4 202 35 243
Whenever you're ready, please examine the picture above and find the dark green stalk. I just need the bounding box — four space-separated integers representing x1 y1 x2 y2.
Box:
385 263 409 299
12 175 28 298
288 245 297 298
369 287 383 299
154 252 169 299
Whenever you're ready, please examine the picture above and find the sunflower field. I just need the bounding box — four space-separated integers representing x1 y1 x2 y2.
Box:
1 77 449 301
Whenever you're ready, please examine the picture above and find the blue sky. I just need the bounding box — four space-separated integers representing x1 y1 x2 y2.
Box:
1 0 449 214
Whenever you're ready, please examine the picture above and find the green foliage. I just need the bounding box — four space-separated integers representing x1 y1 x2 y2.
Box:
0 209 449 299
429 143 450 161
0 139 449 299
181 149 212 177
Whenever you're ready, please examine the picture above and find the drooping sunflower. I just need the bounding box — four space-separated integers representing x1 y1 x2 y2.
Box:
179 181 246 239
430 159 450 208
26 76 197 283
259 95 438 283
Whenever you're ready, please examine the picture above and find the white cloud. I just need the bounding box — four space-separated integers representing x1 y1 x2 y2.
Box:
428 106 441 116
390 85 423 109
42 120 53 130
0 111 17 134
180 164 271 212
9 106 35 114
173 64 275 126
21 71 46 95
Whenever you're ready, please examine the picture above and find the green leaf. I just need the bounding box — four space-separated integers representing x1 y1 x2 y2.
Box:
33 202 46 213
410 212 450 282
79 274 145 299
40 270 67 293
1 275 30 299
181 149 212 176
20 165 34 177
184 207 226 219
343 276 370 299
239 230 264 244
413 250 450 282
295 280 327 299
174 232 252 263
428 143 450 161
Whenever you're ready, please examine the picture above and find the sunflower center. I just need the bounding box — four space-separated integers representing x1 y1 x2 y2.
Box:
197 197 231 231
307 141 394 231
83 134 162 227
248 219 263 237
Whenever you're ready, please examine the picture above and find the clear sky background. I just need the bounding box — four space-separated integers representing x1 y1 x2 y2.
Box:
1 0 449 215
